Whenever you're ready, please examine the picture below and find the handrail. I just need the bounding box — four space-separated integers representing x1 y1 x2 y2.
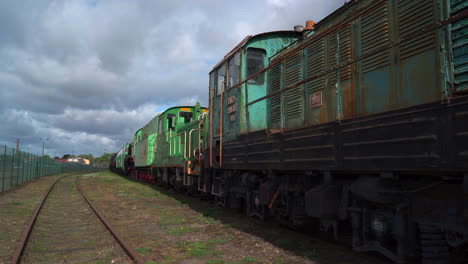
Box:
188 129 207 159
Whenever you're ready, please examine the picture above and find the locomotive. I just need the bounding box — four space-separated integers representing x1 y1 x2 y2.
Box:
110 0 468 262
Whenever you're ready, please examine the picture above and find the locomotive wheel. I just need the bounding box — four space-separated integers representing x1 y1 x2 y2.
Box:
246 190 267 221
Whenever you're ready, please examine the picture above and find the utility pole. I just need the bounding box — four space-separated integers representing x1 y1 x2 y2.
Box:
16 139 20 153
41 138 48 156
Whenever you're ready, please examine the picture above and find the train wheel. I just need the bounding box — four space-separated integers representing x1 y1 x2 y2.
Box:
246 190 267 221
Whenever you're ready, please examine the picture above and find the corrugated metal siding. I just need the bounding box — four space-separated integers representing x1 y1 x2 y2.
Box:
284 52 303 120
270 64 282 127
451 0 468 91
362 1 390 72
306 39 326 92
338 26 352 80
398 0 435 59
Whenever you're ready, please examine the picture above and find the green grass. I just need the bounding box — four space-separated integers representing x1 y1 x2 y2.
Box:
206 238 231 244
177 238 230 259
136 247 151 256
166 226 193 236
8 201 22 205
240 256 257 263
207 260 225 264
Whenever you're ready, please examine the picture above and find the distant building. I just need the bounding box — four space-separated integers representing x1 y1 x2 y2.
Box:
67 158 90 164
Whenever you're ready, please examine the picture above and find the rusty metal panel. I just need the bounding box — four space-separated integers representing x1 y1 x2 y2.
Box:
397 0 439 106
269 64 282 129
398 0 435 59
284 51 304 129
306 38 326 92
305 38 331 126
450 0 468 91
362 1 390 73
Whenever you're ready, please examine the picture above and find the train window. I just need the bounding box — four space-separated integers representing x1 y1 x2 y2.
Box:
179 111 193 123
159 117 163 134
246 48 265 84
209 72 215 98
217 64 226 95
167 114 176 131
229 52 240 88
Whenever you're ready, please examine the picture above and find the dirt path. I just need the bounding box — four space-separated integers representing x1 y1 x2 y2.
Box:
78 171 391 264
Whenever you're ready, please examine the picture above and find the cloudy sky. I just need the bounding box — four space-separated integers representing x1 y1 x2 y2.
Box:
0 0 343 158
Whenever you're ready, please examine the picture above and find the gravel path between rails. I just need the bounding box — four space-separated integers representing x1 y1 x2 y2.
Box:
78 171 392 264
21 175 132 264
0 173 64 263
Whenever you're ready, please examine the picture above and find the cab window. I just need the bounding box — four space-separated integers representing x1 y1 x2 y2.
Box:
209 72 216 98
179 111 193 123
229 52 240 88
159 117 163 134
167 114 176 131
246 48 265 84
217 64 226 95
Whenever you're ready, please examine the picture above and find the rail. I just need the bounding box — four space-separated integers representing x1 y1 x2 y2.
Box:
10 174 144 264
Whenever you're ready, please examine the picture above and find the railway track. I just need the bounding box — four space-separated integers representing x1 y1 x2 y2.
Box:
10 173 144 264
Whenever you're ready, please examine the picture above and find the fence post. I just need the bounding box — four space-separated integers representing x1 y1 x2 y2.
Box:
21 151 25 184
35 156 38 179
27 153 32 180
10 149 15 188
2 145 6 192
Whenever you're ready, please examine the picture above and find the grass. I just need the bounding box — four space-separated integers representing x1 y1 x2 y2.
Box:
240 256 257 263
166 226 193 236
207 260 225 264
136 247 152 256
177 237 231 259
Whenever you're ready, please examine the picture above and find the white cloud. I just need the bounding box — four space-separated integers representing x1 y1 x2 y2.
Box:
0 0 344 157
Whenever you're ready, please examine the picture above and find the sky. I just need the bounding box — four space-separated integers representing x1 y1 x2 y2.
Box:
0 0 344 158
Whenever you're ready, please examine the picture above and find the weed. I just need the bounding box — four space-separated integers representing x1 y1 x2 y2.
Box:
8 201 22 205
166 226 193 236
222 224 232 229
240 256 257 263
117 190 130 197
136 247 151 256
207 260 225 264
146 261 159 264
272 257 284 264
204 217 218 224
207 238 231 244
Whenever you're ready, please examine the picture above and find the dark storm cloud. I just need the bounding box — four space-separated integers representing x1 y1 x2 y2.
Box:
0 0 344 156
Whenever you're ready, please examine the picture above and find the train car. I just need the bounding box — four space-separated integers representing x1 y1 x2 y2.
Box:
114 144 131 175
128 103 208 187
201 0 468 262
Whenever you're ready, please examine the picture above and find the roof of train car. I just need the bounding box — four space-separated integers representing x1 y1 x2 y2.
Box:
209 30 300 73
208 0 359 73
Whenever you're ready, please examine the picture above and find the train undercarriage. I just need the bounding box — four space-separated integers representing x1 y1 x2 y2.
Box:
121 164 467 264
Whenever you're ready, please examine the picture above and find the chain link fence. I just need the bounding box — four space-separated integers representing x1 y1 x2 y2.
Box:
0 145 95 192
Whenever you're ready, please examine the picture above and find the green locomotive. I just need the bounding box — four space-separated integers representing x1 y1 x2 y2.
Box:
117 103 208 186
111 0 468 262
